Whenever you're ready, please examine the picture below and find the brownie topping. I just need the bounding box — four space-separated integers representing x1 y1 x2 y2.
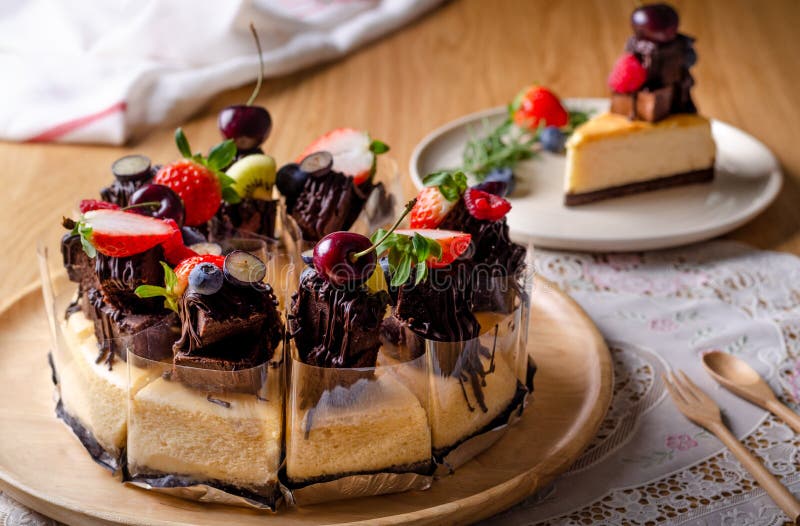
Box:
290 268 389 369
174 280 282 358
611 33 697 122
95 247 166 313
291 171 374 241
208 198 278 241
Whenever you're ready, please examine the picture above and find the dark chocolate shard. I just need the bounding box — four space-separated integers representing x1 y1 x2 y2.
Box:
291 171 373 241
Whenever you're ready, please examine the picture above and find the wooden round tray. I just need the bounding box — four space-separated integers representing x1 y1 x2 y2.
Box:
0 276 611 525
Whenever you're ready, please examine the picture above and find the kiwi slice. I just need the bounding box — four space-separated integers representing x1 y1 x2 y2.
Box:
226 154 276 199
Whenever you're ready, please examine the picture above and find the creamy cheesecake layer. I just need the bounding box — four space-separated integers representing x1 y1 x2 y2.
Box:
58 311 130 458
428 353 519 451
565 112 716 195
128 376 282 487
286 373 431 482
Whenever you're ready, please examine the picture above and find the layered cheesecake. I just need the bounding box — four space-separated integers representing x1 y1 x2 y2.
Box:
57 312 134 468
286 267 432 485
564 3 716 206
564 112 715 205
286 373 431 483
127 372 282 496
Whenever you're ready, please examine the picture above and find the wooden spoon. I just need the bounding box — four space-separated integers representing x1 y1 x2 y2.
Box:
702 350 800 434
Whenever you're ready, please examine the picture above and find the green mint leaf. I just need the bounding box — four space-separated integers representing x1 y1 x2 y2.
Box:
426 237 442 261
175 128 193 159
217 171 236 188
422 171 452 188
222 186 242 204
414 262 428 285
369 140 390 155
370 229 387 245
207 139 237 171
391 253 412 287
75 223 96 258
160 262 177 291
134 285 168 299
165 296 179 313
412 233 430 263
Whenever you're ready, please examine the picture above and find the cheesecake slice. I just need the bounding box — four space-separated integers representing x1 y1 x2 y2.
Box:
57 311 146 470
564 112 715 206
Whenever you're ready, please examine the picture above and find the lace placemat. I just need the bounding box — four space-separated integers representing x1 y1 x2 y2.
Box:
4 240 800 526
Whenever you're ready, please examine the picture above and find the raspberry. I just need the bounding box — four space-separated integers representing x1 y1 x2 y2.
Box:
608 53 647 94
79 199 119 214
463 188 511 221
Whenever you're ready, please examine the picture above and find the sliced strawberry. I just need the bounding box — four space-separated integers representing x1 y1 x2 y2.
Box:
297 128 385 185
79 199 119 213
395 228 472 268
160 219 198 265
463 188 512 221
173 254 225 296
409 187 456 229
82 209 174 258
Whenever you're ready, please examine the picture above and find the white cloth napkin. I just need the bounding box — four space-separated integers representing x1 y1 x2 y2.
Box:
0 0 441 145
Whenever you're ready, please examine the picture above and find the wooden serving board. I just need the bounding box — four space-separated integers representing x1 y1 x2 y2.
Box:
0 276 611 525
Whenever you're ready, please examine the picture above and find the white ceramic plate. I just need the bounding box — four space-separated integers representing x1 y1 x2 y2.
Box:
409 98 783 252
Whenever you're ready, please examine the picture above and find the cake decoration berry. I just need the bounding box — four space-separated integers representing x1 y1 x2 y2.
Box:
608 53 648 94
153 128 239 226
463 188 512 221
512 85 569 130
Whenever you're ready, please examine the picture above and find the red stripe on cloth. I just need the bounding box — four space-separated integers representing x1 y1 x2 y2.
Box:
26 101 127 143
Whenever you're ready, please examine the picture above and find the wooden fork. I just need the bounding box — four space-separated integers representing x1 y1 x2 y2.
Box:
663 371 800 524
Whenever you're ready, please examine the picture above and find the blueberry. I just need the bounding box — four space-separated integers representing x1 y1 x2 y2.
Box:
475 167 514 197
276 163 310 212
301 249 314 266
685 47 697 67
188 262 224 295
181 226 207 246
540 126 566 153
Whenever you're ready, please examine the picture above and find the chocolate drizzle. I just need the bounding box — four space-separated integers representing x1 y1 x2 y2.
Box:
291 171 374 241
289 268 390 412
60 235 178 367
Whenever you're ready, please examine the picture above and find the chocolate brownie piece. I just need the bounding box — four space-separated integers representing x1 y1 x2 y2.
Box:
291 171 373 241
290 268 389 369
94 246 166 313
172 281 284 392
208 198 278 241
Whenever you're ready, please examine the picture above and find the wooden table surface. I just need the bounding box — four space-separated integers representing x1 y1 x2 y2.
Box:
1 0 799 301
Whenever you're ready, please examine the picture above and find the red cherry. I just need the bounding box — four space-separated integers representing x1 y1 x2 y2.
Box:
218 105 272 150
313 232 377 287
631 3 679 43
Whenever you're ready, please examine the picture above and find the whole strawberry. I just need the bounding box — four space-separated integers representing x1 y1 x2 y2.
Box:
512 85 569 130
154 128 240 226
410 171 467 228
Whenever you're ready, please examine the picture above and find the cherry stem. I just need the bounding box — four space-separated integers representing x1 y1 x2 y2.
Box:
246 23 264 107
122 201 161 211
350 198 417 262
